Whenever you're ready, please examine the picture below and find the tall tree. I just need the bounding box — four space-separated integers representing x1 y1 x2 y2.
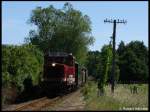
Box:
117 41 148 83
97 44 113 95
26 3 94 64
117 41 125 56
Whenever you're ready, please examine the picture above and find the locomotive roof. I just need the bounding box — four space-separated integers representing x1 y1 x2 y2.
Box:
45 52 75 58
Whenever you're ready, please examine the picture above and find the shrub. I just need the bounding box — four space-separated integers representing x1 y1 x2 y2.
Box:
2 44 44 98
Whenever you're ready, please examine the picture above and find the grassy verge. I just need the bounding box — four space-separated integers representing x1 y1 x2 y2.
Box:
81 81 148 111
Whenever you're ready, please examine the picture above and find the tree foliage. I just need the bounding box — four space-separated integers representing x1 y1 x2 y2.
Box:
97 44 114 94
2 44 43 92
86 51 101 78
117 41 148 83
86 40 148 85
86 42 121 94
99 44 113 85
26 2 94 65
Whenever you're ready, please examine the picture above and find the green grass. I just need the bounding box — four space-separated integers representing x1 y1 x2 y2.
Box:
81 81 148 111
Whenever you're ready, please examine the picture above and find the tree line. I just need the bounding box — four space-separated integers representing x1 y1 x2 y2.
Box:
86 40 148 84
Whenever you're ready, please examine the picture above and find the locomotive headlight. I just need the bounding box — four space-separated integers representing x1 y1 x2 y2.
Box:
52 63 56 67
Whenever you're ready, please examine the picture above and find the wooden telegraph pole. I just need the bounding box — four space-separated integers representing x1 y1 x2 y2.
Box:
104 19 127 93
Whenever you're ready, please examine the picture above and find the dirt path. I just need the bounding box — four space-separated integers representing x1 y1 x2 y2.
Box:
44 88 86 111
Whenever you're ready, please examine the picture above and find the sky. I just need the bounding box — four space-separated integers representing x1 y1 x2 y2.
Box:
2 1 148 51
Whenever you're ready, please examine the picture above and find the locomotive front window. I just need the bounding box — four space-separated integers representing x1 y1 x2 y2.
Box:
46 57 66 64
45 55 75 66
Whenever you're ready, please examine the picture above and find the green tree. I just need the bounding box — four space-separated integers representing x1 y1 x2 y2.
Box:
86 51 101 78
117 41 148 83
26 2 94 65
117 41 125 56
97 43 113 95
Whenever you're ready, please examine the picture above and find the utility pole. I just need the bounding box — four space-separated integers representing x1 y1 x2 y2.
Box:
104 18 127 93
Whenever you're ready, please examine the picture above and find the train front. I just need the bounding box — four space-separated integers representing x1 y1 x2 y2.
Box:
42 52 76 93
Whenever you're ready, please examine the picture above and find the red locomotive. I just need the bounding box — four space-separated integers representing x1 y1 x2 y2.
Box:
42 52 87 95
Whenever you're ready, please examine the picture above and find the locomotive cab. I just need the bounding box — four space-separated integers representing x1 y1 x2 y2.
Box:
42 52 87 95
43 52 76 91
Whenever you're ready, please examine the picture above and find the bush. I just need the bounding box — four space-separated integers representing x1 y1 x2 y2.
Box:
2 44 44 99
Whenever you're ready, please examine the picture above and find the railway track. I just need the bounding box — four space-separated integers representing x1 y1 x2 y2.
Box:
3 89 79 111
17 97 60 111
3 96 60 111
